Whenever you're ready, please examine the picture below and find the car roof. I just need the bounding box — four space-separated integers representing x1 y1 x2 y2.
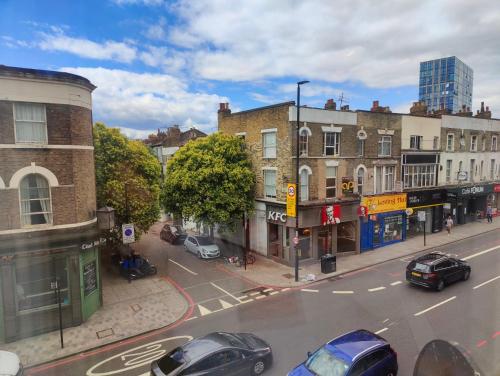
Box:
325 330 387 364
415 252 452 265
181 332 242 361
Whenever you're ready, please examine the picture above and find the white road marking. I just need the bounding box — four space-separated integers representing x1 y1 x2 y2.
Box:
250 292 261 296
186 316 197 321
281 288 291 292
168 259 198 275
332 290 354 294
368 286 386 292
210 282 242 302
301 288 319 293
390 281 402 286
237 295 248 299
263 288 274 292
383 318 389 323
239 299 253 304
219 299 234 309
414 296 456 317
270 291 279 295
473 275 500 290
462 245 500 261
138 373 150 376
255 295 266 300
198 304 212 316
375 327 389 335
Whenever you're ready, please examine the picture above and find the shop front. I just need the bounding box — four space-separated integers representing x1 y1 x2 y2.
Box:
406 189 446 237
445 183 495 225
360 194 407 251
265 200 359 266
492 184 500 217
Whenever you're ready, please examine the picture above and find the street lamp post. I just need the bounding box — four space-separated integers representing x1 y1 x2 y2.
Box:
295 80 309 282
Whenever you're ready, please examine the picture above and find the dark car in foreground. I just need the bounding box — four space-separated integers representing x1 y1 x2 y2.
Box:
406 252 471 291
160 224 188 245
288 329 397 376
151 332 272 376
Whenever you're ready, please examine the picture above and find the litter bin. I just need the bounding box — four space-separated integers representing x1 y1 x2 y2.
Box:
320 254 336 274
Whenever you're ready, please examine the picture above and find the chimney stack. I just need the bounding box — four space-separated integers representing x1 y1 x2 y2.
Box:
324 99 337 110
218 102 231 115
410 100 427 116
474 101 492 119
340 105 350 111
370 100 391 113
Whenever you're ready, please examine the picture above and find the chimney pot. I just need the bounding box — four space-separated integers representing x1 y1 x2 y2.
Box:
486 106 489 111
481 102 485 112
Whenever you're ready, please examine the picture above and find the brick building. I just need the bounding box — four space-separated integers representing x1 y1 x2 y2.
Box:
0 65 102 342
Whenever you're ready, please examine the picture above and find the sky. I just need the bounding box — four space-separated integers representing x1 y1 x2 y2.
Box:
1 0 499 139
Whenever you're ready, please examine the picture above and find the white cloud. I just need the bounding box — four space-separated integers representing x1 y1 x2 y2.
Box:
143 17 167 40
60 67 227 133
118 126 157 139
39 33 137 63
139 46 187 73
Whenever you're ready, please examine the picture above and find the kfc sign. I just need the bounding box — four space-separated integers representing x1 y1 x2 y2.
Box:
266 206 287 223
322 204 341 225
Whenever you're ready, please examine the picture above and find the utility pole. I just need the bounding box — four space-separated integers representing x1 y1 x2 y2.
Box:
295 80 309 282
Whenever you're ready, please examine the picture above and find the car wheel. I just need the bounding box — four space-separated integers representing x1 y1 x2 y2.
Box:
251 359 266 375
463 270 470 281
387 371 397 376
436 280 445 291
197 251 202 259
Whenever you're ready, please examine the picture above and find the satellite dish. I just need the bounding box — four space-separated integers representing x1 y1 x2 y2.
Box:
357 130 367 140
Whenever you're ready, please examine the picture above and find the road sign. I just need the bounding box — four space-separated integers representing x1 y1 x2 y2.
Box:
287 183 296 217
293 236 299 245
122 223 135 244
417 211 426 222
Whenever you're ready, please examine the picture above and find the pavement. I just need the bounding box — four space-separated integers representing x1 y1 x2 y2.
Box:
218 218 500 287
25 230 500 376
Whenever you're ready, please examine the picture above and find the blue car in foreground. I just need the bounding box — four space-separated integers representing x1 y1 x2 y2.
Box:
288 329 398 376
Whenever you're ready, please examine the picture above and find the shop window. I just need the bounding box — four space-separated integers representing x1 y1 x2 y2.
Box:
383 214 403 243
263 170 276 198
299 128 309 156
300 168 309 201
20 174 53 226
446 134 454 151
338 222 356 253
262 131 276 158
15 257 70 313
298 228 311 259
357 167 365 195
324 132 340 156
378 136 392 156
326 166 337 198
14 102 48 144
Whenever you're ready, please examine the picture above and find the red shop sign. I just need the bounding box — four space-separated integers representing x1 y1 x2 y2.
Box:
358 205 368 217
494 184 500 193
322 204 341 225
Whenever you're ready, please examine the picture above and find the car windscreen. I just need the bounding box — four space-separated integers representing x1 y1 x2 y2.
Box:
413 263 431 273
158 347 186 373
218 333 250 349
305 347 349 376
196 237 213 246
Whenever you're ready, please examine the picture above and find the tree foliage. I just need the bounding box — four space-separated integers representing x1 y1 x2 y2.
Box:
93 122 161 239
161 133 255 230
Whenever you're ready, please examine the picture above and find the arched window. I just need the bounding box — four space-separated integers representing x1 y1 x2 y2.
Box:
20 174 52 226
357 167 365 195
299 128 309 156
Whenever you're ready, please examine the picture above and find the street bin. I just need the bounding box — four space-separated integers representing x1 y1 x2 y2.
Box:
320 254 336 274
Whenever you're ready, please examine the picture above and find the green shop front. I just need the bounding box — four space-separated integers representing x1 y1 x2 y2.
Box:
0 226 103 343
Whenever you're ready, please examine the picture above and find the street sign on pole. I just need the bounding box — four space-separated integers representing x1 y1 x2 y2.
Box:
293 236 299 245
122 223 135 244
417 211 426 222
287 184 296 217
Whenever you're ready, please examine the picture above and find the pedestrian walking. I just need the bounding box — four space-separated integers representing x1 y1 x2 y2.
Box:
486 205 493 223
445 215 454 235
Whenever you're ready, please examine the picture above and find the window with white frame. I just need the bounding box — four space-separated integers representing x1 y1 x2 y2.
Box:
446 133 454 151
491 159 496 179
326 166 337 198
20 174 53 226
446 160 452 183
262 131 277 158
357 168 365 195
403 164 437 188
263 169 276 198
378 136 392 156
433 136 439 150
410 135 422 150
470 135 478 151
299 129 309 156
14 102 48 144
375 165 395 193
492 136 498 151
300 168 309 201
356 139 364 157
324 132 340 156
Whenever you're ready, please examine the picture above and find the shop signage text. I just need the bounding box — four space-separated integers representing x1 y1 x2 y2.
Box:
267 206 287 224
407 190 446 207
361 194 406 214
461 185 484 196
81 238 107 251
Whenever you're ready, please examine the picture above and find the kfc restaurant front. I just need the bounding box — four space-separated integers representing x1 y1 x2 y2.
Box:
265 199 360 266
360 193 407 251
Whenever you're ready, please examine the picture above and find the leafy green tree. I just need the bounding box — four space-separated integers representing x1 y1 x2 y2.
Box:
161 133 255 231
93 123 161 240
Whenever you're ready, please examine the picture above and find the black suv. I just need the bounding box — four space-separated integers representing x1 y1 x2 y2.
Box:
406 252 471 291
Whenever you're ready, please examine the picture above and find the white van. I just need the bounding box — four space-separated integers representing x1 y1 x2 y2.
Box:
0 351 23 376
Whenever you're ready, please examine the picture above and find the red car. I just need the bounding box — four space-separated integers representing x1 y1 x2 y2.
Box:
160 224 188 245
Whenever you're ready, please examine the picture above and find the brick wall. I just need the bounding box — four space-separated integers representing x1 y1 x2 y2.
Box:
72 150 96 222
0 101 15 143
0 190 20 231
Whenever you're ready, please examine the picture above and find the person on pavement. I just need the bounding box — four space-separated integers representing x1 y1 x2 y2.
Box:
445 215 454 235
486 205 493 223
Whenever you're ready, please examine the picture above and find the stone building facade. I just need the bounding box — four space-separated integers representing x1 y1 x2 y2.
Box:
0 65 102 342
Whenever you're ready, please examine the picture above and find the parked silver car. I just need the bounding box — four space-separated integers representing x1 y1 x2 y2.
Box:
0 350 23 376
184 236 220 259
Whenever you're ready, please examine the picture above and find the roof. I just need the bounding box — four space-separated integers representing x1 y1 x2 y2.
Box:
0 64 96 91
182 333 240 361
228 101 295 116
416 252 450 265
325 330 387 364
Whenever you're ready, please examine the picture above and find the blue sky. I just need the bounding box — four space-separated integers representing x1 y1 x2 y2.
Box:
1 0 499 138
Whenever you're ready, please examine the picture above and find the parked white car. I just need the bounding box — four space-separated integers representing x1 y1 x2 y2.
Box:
0 350 23 376
184 235 220 259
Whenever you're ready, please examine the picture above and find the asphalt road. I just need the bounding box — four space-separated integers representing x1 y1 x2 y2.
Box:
27 229 500 376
